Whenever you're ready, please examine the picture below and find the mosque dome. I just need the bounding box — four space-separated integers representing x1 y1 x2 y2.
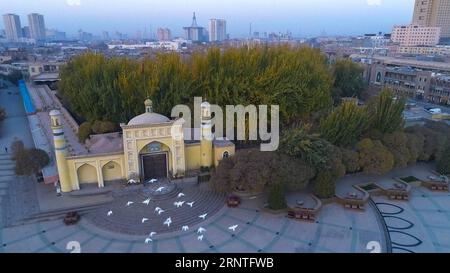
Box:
127 99 171 126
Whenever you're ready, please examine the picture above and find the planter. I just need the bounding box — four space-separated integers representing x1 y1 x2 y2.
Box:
63 211 80 225
232 189 264 199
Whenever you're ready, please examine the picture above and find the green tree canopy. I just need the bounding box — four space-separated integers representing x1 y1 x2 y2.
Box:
332 59 365 99
356 138 394 175
59 46 334 129
366 88 405 135
320 100 369 147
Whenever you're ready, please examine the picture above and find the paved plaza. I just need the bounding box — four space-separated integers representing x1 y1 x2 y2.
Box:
0 197 385 253
2 81 450 253
373 187 450 253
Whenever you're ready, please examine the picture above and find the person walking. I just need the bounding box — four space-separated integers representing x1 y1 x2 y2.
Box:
4 147 7 153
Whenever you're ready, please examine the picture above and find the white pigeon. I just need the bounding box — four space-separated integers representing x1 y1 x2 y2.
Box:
199 213 208 220
155 187 165 192
182 225 189 231
126 201 134 206
154 207 162 212
149 178 157 184
142 218 149 223
197 227 206 234
228 225 238 232
177 192 185 198
163 217 172 227
157 209 165 215
149 232 157 237
197 234 204 241
174 201 185 208
142 198 151 205
187 202 195 207
144 237 152 244
107 210 113 216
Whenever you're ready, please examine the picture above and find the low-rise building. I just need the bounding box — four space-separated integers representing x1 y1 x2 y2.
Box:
391 24 441 46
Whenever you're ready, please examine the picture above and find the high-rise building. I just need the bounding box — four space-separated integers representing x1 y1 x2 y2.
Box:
391 24 441 46
2 14 22 41
22 26 30 38
412 0 450 39
28 13 46 40
208 19 226 42
157 28 171 41
102 31 109 40
183 12 207 42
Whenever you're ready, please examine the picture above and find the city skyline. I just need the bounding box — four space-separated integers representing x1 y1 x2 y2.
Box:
0 0 415 38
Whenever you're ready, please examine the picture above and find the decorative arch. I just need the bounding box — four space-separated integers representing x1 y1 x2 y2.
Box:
139 140 171 155
77 163 98 184
102 161 122 182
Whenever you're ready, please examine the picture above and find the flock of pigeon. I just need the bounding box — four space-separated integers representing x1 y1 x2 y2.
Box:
106 179 239 244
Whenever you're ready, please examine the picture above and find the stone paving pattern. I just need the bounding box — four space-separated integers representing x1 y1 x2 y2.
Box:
0 197 384 253
84 183 226 235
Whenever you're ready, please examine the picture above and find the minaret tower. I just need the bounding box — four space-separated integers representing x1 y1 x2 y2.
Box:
200 101 213 169
49 110 72 192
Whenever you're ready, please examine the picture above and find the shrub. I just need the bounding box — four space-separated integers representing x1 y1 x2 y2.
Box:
357 138 394 175
437 146 450 175
405 132 424 164
78 121 92 143
313 171 335 199
341 148 360 173
267 183 287 210
382 132 410 168
91 120 117 134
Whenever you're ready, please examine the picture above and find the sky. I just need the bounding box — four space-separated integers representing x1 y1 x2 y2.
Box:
0 0 416 38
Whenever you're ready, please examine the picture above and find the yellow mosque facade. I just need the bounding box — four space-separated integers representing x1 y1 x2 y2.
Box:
50 99 235 193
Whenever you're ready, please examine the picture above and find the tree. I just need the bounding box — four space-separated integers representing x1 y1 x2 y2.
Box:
332 59 365 99
437 146 450 175
78 122 92 143
210 157 235 193
267 183 287 210
313 171 335 199
320 100 369 147
210 149 315 193
382 131 411 168
341 148 361 173
406 125 447 161
280 126 345 179
366 88 405 135
405 132 424 164
276 154 316 191
280 126 331 169
356 138 394 175
14 148 50 176
59 46 334 131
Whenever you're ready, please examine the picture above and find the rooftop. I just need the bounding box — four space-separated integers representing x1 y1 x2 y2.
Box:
85 132 123 154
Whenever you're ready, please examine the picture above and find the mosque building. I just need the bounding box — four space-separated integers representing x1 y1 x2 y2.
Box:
50 99 235 192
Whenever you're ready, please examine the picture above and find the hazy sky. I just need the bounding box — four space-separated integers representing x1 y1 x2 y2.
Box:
1 0 416 38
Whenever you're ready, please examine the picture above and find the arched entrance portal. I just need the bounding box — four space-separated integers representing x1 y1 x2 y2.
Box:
77 164 98 185
102 161 122 183
139 141 170 181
